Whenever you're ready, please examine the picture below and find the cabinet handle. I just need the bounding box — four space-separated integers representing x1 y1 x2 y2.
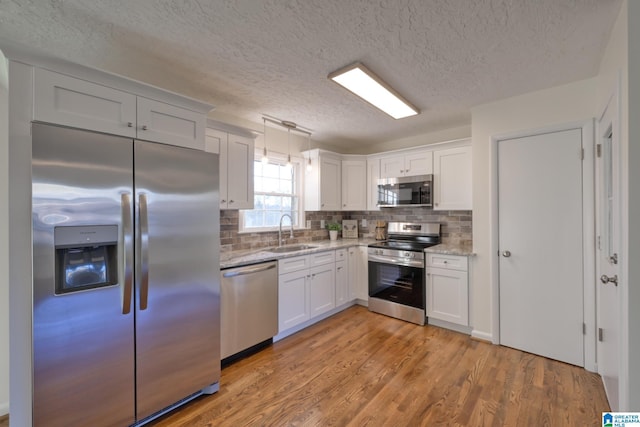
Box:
127 122 133 128
321 204 325 207
443 260 448 264
141 125 148 131
337 267 342 271
343 204 346 207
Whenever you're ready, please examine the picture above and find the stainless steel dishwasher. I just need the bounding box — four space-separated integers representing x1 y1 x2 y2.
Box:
221 261 278 360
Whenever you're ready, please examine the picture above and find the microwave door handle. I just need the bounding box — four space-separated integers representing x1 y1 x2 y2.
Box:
121 193 134 315
138 193 150 310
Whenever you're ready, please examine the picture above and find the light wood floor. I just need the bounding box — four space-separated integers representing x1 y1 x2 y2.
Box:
150 305 609 427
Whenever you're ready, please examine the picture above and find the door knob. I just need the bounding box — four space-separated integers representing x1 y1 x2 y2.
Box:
502 250 511 257
600 274 618 286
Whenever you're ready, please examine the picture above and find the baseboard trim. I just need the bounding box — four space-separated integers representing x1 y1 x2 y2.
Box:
471 329 494 344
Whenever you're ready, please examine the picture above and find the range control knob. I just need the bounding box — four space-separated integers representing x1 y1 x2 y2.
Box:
403 251 411 258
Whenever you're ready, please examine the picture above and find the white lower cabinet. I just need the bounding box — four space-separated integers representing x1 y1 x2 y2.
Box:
335 250 349 306
425 253 469 326
278 251 336 333
353 246 369 301
278 269 310 331
309 263 335 316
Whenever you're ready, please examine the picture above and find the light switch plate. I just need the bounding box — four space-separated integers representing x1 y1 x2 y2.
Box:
320 220 325 229
362 219 368 228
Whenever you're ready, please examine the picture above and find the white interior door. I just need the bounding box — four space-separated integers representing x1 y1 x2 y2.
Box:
596 100 621 410
498 128 584 366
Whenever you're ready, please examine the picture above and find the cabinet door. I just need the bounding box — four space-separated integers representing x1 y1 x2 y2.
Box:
319 156 341 210
367 159 381 211
207 129 228 207
136 97 205 149
433 146 472 210
426 267 468 325
379 155 405 178
335 260 348 306
278 270 309 332
404 151 433 176
226 134 255 210
34 68 137 138
354 246 369 301
341 160 367 210
309 264 335 316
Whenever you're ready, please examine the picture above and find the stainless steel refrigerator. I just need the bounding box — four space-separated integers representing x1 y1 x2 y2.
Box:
31 123 221 426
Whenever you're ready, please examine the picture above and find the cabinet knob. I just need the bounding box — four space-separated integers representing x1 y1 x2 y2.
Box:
221 199 226 203
229 200 234 203
502 250 511 258
127 122 133 128
141 125 148 131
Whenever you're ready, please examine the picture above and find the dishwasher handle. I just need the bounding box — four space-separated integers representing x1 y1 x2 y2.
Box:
223 263 276 278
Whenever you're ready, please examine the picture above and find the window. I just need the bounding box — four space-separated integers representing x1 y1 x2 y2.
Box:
240 154 304 232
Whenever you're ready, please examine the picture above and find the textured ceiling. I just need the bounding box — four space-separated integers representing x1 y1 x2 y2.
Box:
0 0 622 149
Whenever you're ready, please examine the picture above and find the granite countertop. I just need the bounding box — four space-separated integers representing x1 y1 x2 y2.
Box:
220 238 378 269
424 243 475 256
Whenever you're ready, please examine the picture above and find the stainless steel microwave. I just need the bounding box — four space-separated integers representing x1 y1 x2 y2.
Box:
377 174 433 207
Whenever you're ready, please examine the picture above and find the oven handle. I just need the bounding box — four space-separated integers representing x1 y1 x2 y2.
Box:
368 254 424 268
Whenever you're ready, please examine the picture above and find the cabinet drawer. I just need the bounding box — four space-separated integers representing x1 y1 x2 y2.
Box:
426 254 468 271
335 249 347 261
278 255 309 274
309 250 335 266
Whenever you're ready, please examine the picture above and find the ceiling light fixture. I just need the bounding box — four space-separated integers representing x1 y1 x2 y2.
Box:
261 115 313 171
306 133 312 172
286 127 292 168
261 118 269 164
328 62 419 120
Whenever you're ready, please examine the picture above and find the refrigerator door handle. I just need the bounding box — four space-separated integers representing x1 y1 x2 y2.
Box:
121 193 134 314
138 193 150 310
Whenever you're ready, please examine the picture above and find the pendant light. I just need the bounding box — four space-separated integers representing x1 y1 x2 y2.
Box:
261 118 269 164
286 127 292 168
306 133 312 172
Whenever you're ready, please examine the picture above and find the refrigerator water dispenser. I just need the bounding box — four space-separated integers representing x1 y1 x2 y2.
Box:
54 225 118 294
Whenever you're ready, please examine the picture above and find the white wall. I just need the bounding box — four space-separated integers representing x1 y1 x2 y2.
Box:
0 50 9 417
470 78 597 339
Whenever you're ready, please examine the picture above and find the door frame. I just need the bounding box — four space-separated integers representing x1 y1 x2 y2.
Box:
596 76 627 409
489 120 596 371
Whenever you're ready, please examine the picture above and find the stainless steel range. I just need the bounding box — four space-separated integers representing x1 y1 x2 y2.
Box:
368 222 440 325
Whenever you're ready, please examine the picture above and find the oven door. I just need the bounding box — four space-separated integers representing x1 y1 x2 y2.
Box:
368 256 424 309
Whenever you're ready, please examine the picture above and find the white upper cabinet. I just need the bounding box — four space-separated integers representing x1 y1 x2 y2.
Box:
341 159 367 211
34 68 137 138
432 144 472 211
305 150 342 211
379 150 433 178
34 68 208 150
206 128 254 210
136 97 204 149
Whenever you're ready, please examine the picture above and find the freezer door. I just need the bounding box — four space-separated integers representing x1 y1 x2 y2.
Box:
32 123 135 427
134 140 220 420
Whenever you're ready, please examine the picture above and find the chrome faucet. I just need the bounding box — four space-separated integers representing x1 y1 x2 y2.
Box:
278 213 294 247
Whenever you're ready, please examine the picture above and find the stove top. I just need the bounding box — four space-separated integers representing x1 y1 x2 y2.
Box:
369 239 439 252
368 222 441 253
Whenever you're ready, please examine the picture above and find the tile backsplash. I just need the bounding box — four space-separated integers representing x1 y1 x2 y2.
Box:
221 209 472 253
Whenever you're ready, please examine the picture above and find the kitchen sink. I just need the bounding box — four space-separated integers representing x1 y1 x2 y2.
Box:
267 244 317 253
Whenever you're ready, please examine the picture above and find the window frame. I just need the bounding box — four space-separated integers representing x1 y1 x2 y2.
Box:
238 150 306 233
